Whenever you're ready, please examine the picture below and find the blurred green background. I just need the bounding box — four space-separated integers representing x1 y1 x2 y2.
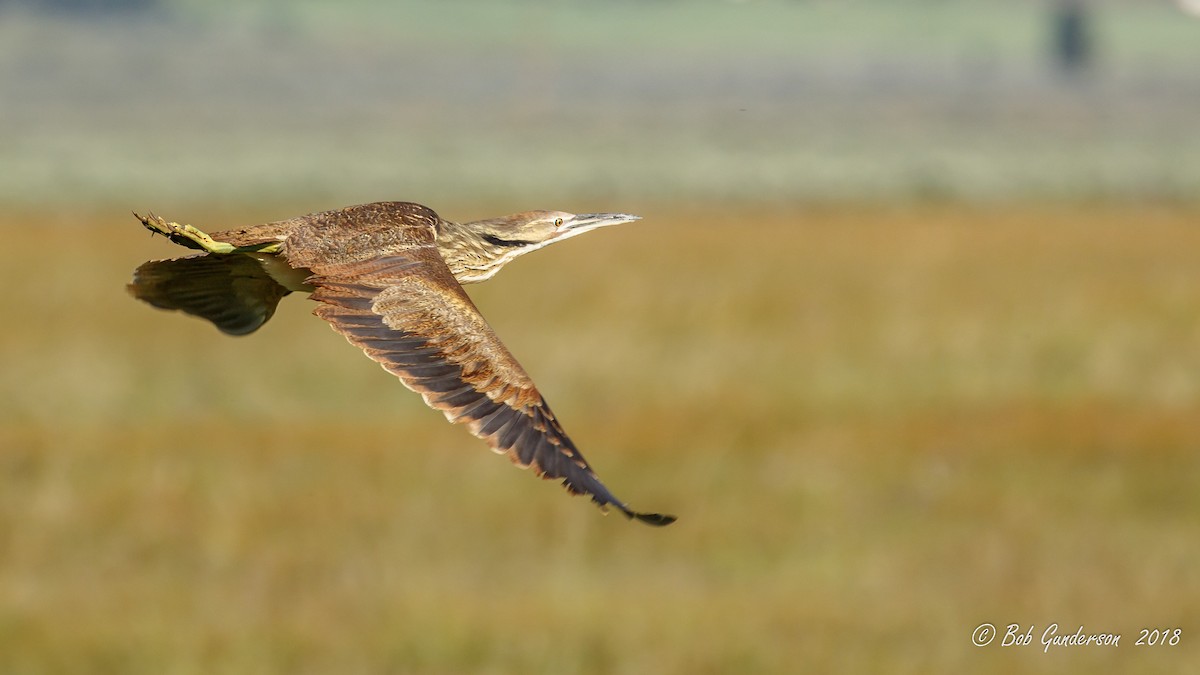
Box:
2 1 1199 673
5 0 1200 208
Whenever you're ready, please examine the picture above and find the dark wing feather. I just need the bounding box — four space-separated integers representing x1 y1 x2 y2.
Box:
127 254 290 336
286 211 672 525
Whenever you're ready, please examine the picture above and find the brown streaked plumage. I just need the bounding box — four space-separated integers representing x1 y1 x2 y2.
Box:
128 201 675 526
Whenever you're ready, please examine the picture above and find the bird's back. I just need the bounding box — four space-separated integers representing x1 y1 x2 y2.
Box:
211 202 443 260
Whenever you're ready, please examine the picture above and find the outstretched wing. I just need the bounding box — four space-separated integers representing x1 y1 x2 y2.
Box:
284 208 672 525
128 254 291 336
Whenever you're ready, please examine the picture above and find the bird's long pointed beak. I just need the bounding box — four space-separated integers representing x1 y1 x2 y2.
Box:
555 213 641 239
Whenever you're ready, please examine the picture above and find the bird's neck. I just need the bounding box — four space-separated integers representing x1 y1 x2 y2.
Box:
436 219 506 284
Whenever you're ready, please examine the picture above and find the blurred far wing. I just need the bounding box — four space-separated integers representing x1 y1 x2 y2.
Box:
299 238 674 525
127 254 291 336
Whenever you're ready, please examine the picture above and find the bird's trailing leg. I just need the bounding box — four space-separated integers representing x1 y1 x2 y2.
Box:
133 212 281 254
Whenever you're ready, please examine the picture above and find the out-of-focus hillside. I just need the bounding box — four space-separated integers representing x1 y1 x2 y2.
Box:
1 0 1199 210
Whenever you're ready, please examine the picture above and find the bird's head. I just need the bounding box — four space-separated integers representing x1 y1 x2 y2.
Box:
439 210 641 283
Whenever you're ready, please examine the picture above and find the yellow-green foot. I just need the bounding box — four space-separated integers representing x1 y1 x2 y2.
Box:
133 212 279 254
134 212 237 254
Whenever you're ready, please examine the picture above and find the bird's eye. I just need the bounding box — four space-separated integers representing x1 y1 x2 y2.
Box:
554 217 563 227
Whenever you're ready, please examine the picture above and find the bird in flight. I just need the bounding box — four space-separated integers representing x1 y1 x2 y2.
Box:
128 202 675 526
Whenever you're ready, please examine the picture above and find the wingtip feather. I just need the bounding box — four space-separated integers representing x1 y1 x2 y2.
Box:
629 511 677 527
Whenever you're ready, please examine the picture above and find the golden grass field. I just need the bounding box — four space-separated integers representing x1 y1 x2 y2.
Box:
2 202 1199 673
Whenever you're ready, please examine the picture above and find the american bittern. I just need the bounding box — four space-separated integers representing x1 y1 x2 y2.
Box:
128 202 675 526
